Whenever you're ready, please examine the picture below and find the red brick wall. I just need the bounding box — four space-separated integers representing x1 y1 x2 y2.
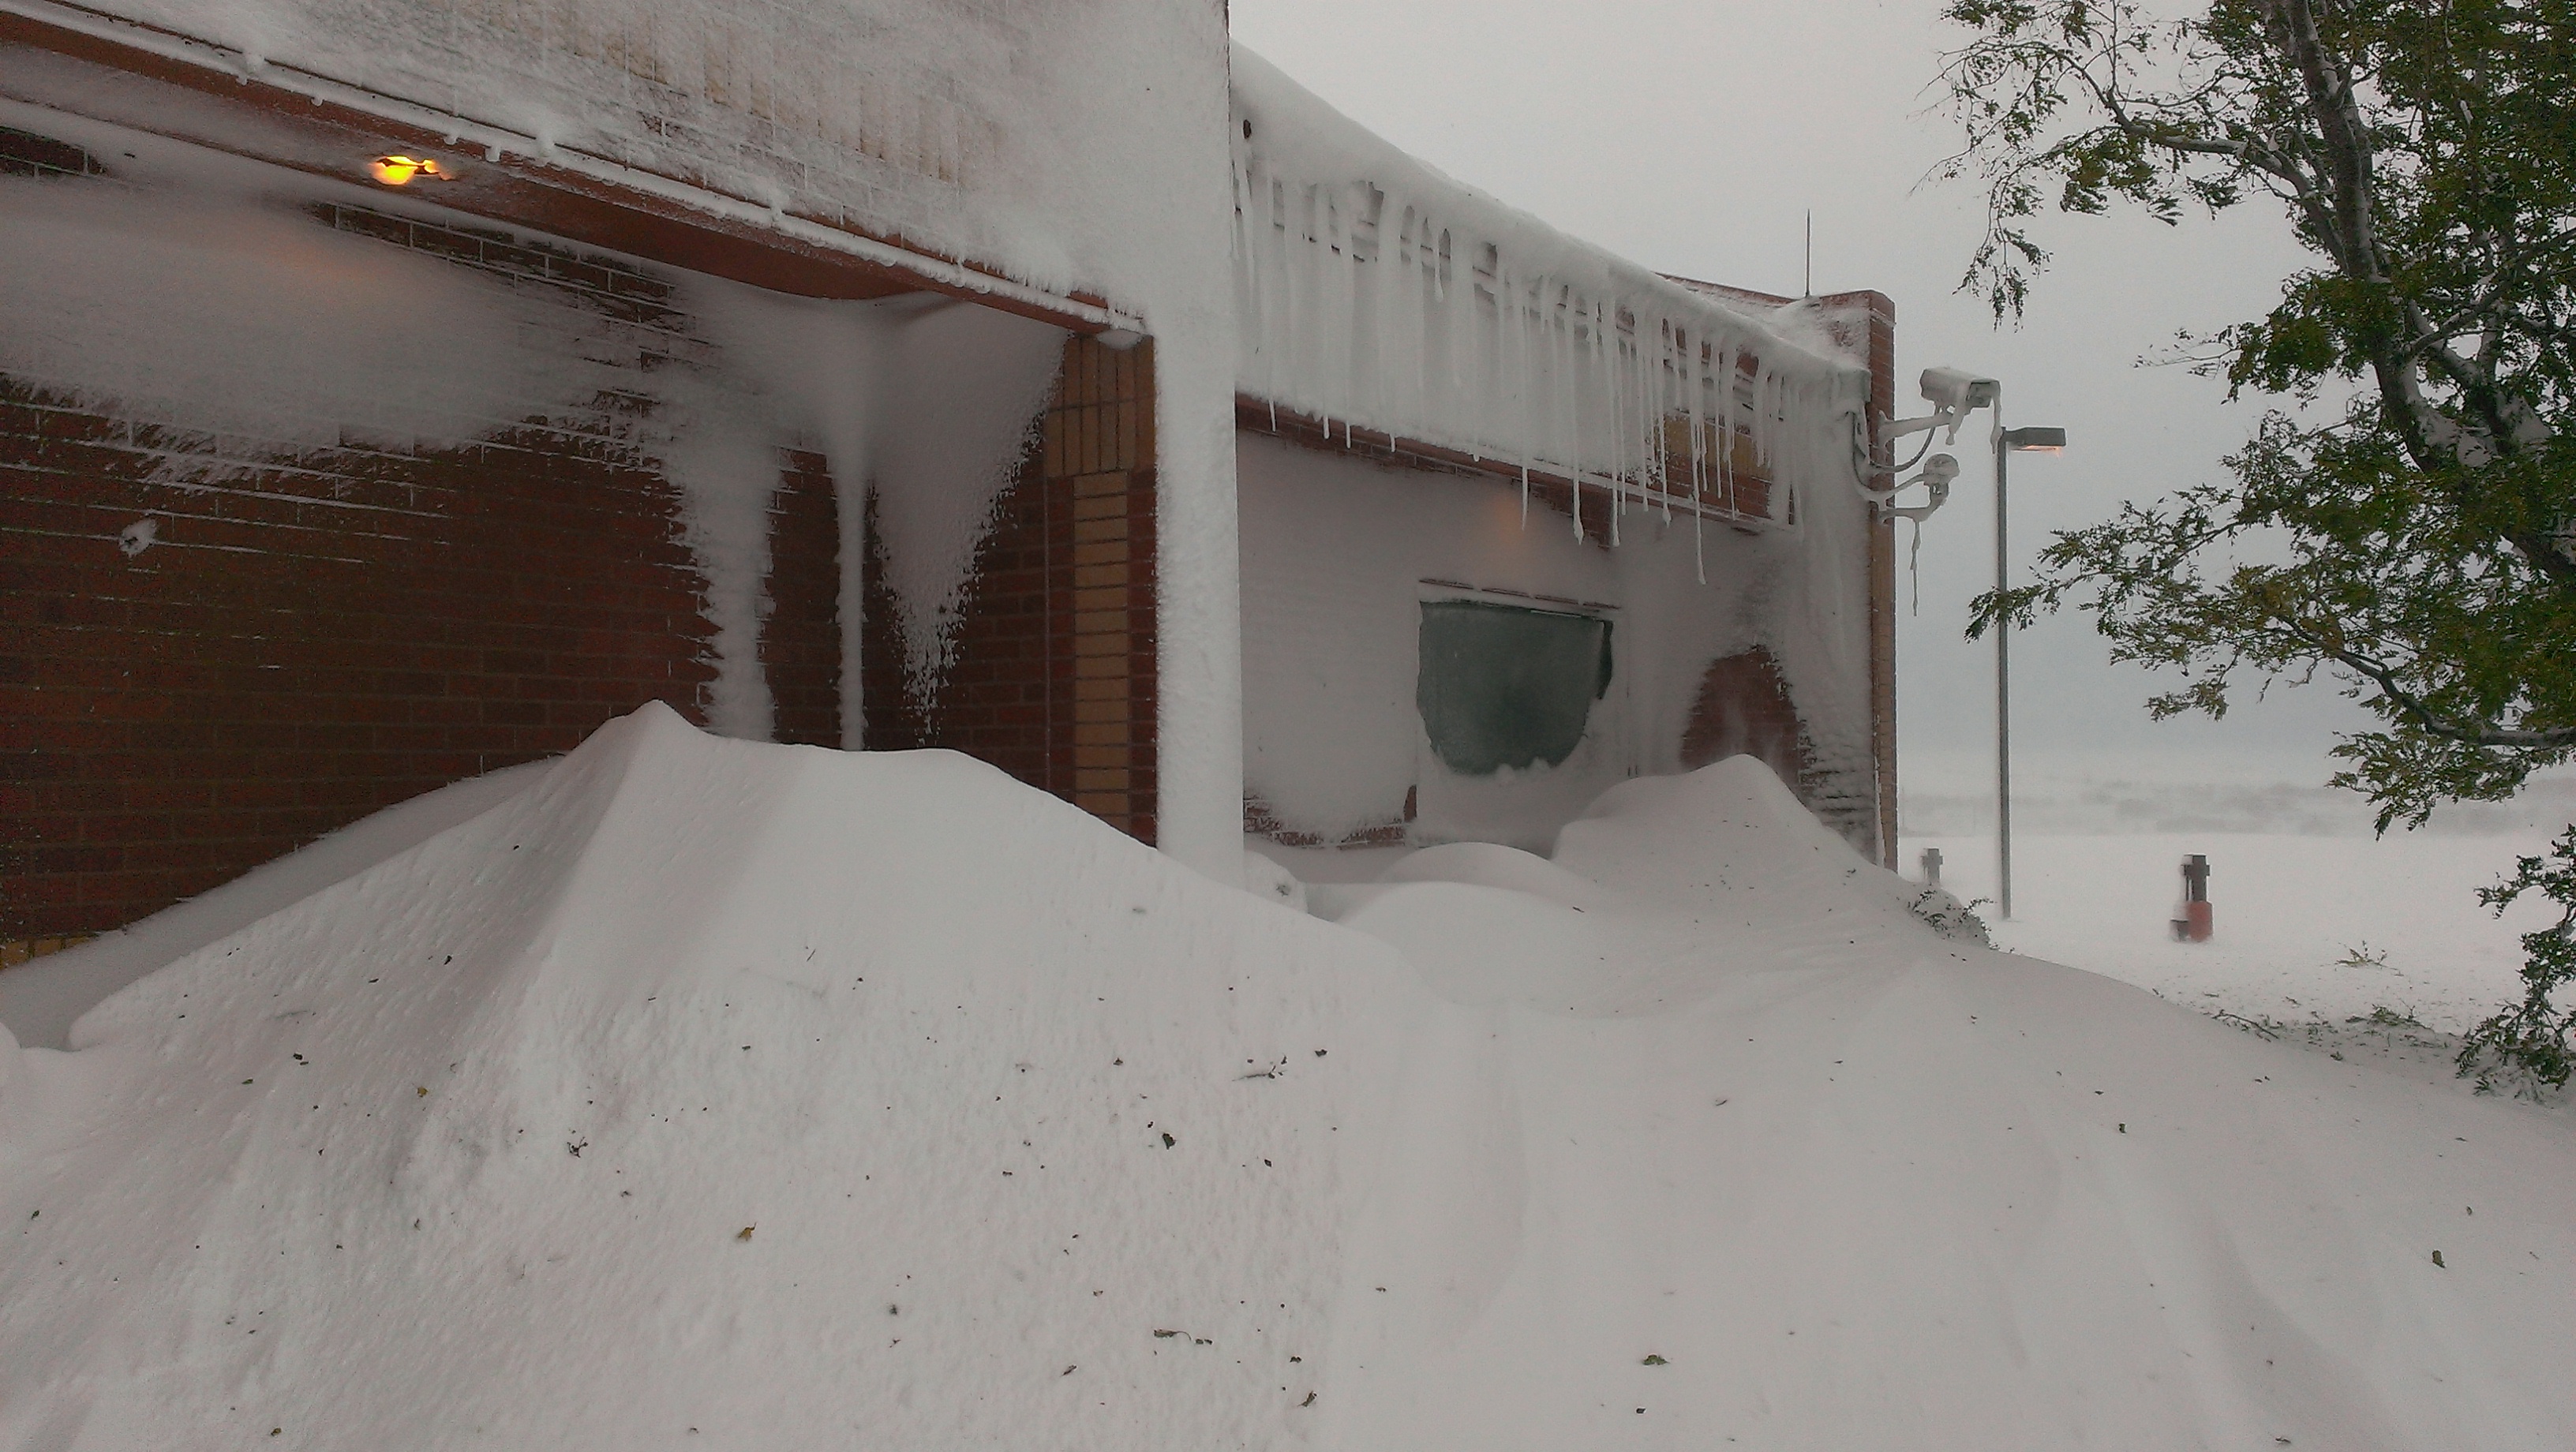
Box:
1679 647 1818 796
764 451 844 749
2 119 1167 960
1670 283 1900 865
1823 289 1901 870
0 376 739 943
859 443 1058 779
859 336 1159 843
854 485 933 756
1679 642 1881 858
0 151 845 945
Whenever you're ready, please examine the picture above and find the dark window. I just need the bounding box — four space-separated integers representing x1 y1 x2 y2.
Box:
1416 599 1612 776
0 126 107 180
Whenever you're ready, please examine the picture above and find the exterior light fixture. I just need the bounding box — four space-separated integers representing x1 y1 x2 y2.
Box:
369 155 451 185
1990 414 2070 921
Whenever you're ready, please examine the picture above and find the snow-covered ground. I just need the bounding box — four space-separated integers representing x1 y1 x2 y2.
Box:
4 710 2571 1449
1904 823 2569 1095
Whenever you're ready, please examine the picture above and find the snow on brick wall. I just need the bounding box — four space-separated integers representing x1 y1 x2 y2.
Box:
0 98 1121 728
861 336 1163 845
0 114 874 941
46 0 1248 873
0 370 733 947
0 106 880 742
863 301 1072 692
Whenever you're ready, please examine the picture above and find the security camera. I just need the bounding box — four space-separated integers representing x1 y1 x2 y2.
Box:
1917 368 1999 415
1885 455 1957 523
1859 452 1959 516
1886 366 2000 445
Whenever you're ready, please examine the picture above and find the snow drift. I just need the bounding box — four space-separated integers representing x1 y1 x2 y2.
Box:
0 704 1425 1447
1309 762 2576 1450
3 715 2571 1450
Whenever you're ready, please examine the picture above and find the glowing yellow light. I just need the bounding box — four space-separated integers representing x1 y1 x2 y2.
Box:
369 155 448 185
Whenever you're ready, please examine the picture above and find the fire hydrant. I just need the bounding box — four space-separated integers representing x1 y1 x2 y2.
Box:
2171 854 2213 942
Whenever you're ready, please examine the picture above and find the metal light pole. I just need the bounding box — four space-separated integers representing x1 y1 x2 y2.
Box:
1991 421 2066 920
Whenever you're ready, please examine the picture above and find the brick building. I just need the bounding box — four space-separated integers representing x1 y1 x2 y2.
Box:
2 2 1896 966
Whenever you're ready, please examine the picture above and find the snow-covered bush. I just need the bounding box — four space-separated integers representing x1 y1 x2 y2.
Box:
1908 885 1991 946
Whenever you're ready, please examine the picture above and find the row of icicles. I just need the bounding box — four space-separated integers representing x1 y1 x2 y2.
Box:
1232 163 1852 579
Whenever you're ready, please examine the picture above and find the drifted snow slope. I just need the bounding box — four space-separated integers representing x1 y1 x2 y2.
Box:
0 704 1427 1448
1313 766 2575 1450
3 713 2571 1450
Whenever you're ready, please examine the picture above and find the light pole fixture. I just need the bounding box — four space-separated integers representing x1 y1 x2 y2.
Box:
1992 420 2069 920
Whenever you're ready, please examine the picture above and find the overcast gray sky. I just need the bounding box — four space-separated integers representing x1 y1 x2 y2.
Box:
1229 0 2378 795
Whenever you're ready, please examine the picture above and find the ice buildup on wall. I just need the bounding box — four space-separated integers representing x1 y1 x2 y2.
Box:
680 290 1069 719
1229 48 1871 552
863 301 1070 696
0 106 1054 747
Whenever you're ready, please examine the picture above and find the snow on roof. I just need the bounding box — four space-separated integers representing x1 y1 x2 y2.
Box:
1231 46 1866 526
24 0 1236 329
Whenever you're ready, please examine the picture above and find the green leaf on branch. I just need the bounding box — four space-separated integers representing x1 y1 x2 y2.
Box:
1938 0 2576 1085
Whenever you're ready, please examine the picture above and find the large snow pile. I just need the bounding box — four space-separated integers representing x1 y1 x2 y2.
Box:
5 711 2572 1449
0 705 1423 1446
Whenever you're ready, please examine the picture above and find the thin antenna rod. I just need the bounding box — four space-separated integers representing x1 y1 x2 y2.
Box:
1804 210 1813 297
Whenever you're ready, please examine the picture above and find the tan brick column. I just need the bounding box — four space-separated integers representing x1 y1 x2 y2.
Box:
1044 338 1159 843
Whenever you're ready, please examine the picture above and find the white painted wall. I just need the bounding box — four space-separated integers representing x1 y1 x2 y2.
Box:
1237 432 1878 855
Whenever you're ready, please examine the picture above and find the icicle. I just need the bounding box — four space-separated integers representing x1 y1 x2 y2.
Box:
1601 298 1616 533
1612 301 1630 541
1401 201 1421 434
1655 319 1675 526
1662 318 1679 524
1604 300 1622 548
1325 184 1346 429
1617 312 1638 527
1909 518 1925 613
1281 176 1304 424
1450 227 1470 443
1691 462 1706 584
1719 341 1738 518
1517 271 1532 478
1511 266 1532 530
1687 327 1705 581
1271 168 1291 417
1683 335 1705 514
1616 309 1631 544
1646 313 1661 519
1556 283 1576 537
1412 204 1431 436
1639 317 1653 509
1357 182 1383 439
